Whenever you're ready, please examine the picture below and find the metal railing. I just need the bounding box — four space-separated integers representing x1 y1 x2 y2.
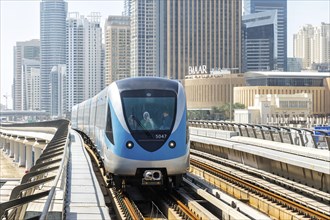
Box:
0 119 70 220
189 120 330 150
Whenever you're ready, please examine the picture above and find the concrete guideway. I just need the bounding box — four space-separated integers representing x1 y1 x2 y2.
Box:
65 129 110 220
190 127 330 192
0 128 54 172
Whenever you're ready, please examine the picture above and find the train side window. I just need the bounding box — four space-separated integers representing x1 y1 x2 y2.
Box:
106 105 114 144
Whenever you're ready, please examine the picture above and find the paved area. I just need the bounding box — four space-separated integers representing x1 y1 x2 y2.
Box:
0 150 25 179
65 130 110 220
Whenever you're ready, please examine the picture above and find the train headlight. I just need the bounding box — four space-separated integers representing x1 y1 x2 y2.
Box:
168 140 176 148
126 141 134 149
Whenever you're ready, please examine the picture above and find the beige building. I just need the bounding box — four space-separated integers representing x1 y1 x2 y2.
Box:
184 73 245 109
104 16 130 85
234 72 330 115
184 71 330 117
234 93 312 124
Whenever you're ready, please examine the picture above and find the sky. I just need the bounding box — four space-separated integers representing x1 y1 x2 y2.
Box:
0 0 330 108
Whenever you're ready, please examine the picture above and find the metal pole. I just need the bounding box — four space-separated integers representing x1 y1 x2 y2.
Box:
230 74 232 122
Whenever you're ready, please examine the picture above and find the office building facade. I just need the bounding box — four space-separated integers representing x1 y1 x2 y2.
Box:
244 0 287 71
13 39 40 111
243 11 277 72
130 0 158 77
66 12 103 113
22 59 40 111
165 0 242 79
40 0 67 113
104 16 131 85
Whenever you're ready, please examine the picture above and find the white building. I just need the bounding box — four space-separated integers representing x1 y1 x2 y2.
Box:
13 39 40 110
293 23 330 69
30 68 41 111
50 65 66 118
84 12 104 99
235 93 312 125
104 16 130 85
22 58 40 111
66 12 103 113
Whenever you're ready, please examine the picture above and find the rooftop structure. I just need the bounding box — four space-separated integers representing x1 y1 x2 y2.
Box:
245 71 330 87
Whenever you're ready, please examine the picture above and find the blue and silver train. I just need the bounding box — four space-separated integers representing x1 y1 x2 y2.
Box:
71 77 189 189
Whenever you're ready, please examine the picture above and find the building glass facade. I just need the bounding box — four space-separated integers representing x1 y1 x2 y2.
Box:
243 11 277 72
244 0 287 71
40 0 67 113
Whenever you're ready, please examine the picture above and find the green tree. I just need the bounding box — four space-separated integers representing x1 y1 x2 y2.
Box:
218 102 245 120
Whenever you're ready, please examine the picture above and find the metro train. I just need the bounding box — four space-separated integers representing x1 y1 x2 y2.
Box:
71 77 189 189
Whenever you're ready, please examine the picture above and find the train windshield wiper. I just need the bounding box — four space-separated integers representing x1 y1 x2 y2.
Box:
132 115 154 138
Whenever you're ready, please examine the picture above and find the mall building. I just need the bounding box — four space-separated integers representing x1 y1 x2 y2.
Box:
234 72 330 116
184 71 330 118
184 72 245 110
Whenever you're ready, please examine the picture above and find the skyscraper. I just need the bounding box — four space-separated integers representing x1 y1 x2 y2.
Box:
293 24 314 69
66 13 103 113
243 11 277 71
22 58 40 111
130 0 242 80
164 0 242 79
104 16 131 85
293 23 330 69
83 13 103 99
244 0 287 71
40 0 67 113
13 39 40 110
130 0 158 77
66 12 84 113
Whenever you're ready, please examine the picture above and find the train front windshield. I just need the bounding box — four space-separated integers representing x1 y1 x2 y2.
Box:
122 90 176 132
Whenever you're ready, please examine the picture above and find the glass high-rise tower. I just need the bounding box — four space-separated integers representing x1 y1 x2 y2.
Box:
244 0 287 71
40 0 67 113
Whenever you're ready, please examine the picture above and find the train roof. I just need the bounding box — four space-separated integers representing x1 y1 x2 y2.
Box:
115 77 179 93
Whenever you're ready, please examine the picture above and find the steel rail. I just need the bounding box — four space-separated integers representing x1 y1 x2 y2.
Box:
191 158 330 220
168 193 199 220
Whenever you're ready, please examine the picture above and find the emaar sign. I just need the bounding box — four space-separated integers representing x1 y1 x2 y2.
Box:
188 65 207 75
